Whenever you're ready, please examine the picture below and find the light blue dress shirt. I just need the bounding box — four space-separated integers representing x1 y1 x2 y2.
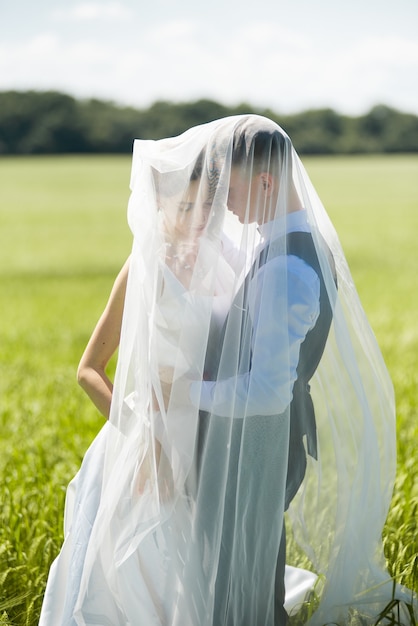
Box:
190 210 320 418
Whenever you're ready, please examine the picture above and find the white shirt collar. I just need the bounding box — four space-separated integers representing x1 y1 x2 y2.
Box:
258 209 310 243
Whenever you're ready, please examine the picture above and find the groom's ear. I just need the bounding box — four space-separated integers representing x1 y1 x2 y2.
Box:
259 173 274 197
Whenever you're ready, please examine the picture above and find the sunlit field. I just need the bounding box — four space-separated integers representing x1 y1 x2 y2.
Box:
0 154 417 624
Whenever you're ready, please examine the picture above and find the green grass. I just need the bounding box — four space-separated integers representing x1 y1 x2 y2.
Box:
0 155 417 624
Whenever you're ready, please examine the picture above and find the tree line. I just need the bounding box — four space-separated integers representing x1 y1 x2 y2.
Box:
1 90 418 155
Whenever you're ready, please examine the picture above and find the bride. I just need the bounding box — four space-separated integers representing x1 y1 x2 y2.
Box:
39 116 414 625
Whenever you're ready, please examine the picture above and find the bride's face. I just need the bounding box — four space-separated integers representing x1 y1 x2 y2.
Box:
161 180 211 241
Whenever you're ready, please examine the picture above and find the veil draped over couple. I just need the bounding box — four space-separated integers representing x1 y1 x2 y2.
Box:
39 115 414 625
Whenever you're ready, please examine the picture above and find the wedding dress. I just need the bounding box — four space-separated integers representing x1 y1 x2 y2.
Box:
39 264 316 625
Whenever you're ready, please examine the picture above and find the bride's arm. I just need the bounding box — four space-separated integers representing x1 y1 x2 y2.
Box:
77 257 130 418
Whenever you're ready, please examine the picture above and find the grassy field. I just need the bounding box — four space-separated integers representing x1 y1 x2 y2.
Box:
0 154 417 624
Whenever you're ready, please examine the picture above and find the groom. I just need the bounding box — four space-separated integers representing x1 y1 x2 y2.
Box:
190 119 336 625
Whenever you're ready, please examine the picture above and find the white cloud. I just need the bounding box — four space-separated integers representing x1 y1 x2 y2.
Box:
237 22 309 50
53 2 132 22
0 17 417 114
145 19 199 43
354 36 418 66
0 34 120 95
310 35 418 112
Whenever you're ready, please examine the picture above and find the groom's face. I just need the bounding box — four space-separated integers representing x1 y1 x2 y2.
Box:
227 167 257 224
227 167 273 225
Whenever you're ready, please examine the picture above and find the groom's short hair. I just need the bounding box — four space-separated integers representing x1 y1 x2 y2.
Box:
231 123 287 177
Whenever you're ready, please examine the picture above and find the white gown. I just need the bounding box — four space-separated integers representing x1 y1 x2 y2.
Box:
39 267 317 626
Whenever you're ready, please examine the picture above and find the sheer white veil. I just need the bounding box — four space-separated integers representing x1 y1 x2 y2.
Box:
72 115 412 625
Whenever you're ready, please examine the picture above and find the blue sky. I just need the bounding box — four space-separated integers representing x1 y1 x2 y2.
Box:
1 0 417 114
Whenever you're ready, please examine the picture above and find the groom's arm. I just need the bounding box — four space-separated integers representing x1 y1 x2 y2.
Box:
189 255 320 418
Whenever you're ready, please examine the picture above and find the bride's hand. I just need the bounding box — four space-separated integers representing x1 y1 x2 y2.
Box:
157 367 193 410
134 440 174 501
158 366 175 410
159 366 175 384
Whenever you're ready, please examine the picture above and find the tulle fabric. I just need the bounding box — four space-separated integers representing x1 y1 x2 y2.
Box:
40 115 414 625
